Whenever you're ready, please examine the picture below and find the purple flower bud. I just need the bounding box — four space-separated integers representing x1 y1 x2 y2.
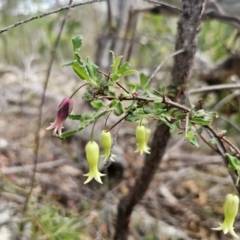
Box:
46 97 74 136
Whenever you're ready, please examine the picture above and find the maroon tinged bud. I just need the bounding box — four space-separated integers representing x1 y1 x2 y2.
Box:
46 97 74 136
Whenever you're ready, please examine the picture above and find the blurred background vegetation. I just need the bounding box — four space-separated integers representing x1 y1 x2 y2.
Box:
0 0 240 239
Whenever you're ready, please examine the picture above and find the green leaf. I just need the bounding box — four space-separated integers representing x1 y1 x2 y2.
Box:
110 73 121 81
110 50 115 61
72 35 83 52
82 92 93 101
69 114 83 120
111 100 124 116
140 73 148 88
72 56 91 81
190 117 212 126
176 114 185 120
86 57 99 79
175 120 182 129
126 83 137 93
186 132 199 147
109 51 137 81
153 107 166 116
62 61 73 67
143 106 151 114
159 117 175 131
121 69 138 78
90 100 104 110
118 62 130 74
105 85 116 96
226 154 240 173
125 109 147 122
61 129 78 138
112 56 122 74
194 109 206 117
153 97 163 104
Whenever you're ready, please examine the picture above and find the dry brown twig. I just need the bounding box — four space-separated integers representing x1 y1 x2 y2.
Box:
0 0 104 35
189 83 240 94
145 0 240 29
1 159 66 175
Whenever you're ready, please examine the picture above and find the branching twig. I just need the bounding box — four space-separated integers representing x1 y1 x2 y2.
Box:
145 0 240 30
144 0 182 14
195 126 218 153
212 91 239 111
189 83 240 94
143 48 185 89
96 92 191 113
107 114 130 132
104 119 124 167
0 0 103 35
204 125 240 193
221 136 240 156
116 82 130 94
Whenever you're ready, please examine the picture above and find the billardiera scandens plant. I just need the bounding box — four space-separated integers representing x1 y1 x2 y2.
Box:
84 141 105 184
135 125 151 155
46 97 74 136
100 130 116 162
212 193 239 239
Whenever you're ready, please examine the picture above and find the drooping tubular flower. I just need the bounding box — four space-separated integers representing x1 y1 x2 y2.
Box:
212 193 239 239
145 127 151 151
84 141 105 184
135 125 150 155
46 97 74 136
100 130 115 162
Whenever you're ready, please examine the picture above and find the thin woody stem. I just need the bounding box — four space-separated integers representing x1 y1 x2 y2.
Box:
69 83 89 99
107 113 130 132
0 0 102 35
116 82 130 94
206 125 240 155
222 136 240 155
90 120 98 141
194 125 218 153
96 93 190 112
104 111 112 130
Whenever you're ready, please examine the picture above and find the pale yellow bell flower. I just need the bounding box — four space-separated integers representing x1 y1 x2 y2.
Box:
100 130 116 162
84 141 105 184
135 125 150 155
212 193 239 239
